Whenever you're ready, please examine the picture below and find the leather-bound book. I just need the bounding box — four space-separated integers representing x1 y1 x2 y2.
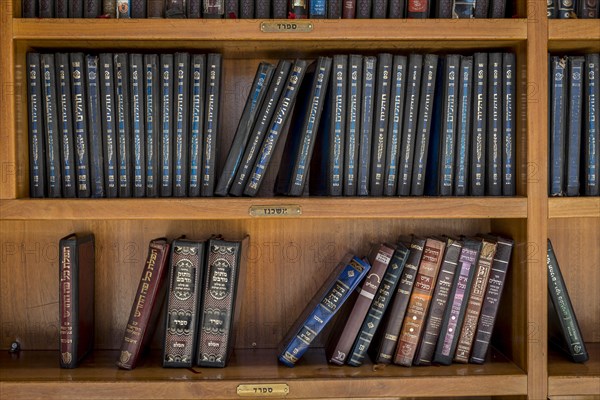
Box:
130 0 146 16
407 0 429 17
148 0 165 16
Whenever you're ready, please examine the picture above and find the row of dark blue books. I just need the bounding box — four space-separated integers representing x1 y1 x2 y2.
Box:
549 54 599 197
547 0 599 18
27 51 222 198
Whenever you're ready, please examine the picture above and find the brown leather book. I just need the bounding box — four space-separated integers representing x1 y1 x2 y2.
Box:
394 237 446 366
117 238 170 370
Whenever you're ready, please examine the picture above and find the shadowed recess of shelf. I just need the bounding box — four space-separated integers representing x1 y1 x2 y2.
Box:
548 342 600 397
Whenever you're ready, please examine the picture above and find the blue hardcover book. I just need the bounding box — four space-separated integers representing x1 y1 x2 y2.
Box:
411 53 439 196
144 54 160 198
344 55 363 196
56 53 76 198
99 53 118 198
550 56 568 196
86 55 105 198
114 53 132 198
452 0 476 17
398 54 423 196
454 55 473 196
173 52 190 197
558 0 574 18
188 54 206 197
201 53 222 197
584 53 599 196
437 54 460 196
70 53 90 198
27 53 46 198
309 0 326 17
160 54 174 197
130 54 145 198
470 53 487 196
278 255 371 367
486 53 503 196
502 53 516 196
326 55 348 196
384 55 408 196
370 53 393 197
41 54 61 198
357 56 376 196
566 56 584 196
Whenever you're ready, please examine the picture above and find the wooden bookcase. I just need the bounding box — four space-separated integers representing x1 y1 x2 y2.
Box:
0 0 598 398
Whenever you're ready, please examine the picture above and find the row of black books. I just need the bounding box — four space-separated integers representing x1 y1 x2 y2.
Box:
549 54 599 197
59 233 248 369
27 52 222 198
23 0 513 18
547 0 599 18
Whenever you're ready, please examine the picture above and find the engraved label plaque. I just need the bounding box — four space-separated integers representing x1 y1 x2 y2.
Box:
260 21 313 33
237 384 290 397
249 205 302 217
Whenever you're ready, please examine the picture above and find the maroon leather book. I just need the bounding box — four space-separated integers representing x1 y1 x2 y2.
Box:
147 0 165 16
117 238 170 370
342 0 355 17
59 233 95 368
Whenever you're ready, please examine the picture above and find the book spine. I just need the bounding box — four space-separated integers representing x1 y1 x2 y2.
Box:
99 54 118 198
502 53 516 196
328 0 341 17
309 0 326 17
117 239 170 370
473 0 488 17
130 0 146 16
86 55 105 198
584 54 599 196
550 56 568 196
452 0 475 18
289 0 308 16
188 0 201 16
384 55 408 196
244 60 308 196
407 0 429 17
489 0 505 17
173 53 190 197
373 237 426 363
224 0 238 17
144 54 161 198
433 238 481 365
486 52 502 196
27 53 46 198
437 0 452 17
114 53 132 198
70 54 90 198
163 240 205 367
357 56 376 196
41 54 61 198
566 56 584 196
355 0 371 17
59 237 77 368
160 54 174 197
547 0 557 17
56 53 76 198
454 56 473 196
470 52 487 196
23 0 38 17
201 54 222 197
55 0 68 17
255 0 269 18
187 54 206 197
240 0 253 17
103 0 117 16
370 53 392 197
279 256 370 367
557 0 574 18
411 54 438 196
387 0 404 17
344 55 363 196
348 243 409 367
342 0 355 17
39 0 54 17
579 0 599 17
546 239 589 363
116 0 130 17
204 0 225 16
84 0 101 16
469 236 513 363
454 238 497 363
413 238 462 365
394 238 446 366
398 54 423 196
326 55 347 196
438 55 460 196
371 0 387 17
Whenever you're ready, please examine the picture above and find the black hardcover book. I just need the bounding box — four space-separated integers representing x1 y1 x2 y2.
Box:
325 55 348 196
244 60 308 196
388 0 405 17
579 0 599 17
437 0 452 17
289 0 307 16
357 56 376 196
188 54 206 197
437 54 460 196
473 0 488 17
557 0 574 18
470 52 487 196
454 55 473 196
204 0 226 17
490 0 505 17
215 62 275 196
229 60 292 196
23 0 38 17
411 54 438 196
407 0 429 17
452 0 475 17
566 56 584 196
344 55 363 196
160 54 174 197
130 54 145 198
173 53 190 197
327 0 341 17
114 53 132 198
188 0 201 16
240 0 253 17
584 54 599 196
130 0 147 16
424 61 444 197
86 55 105 198
502 53 516 196
356 0 371 17
56 53 76 198
549 56 568 196
144 54 161 198
384 55 408 196
397 54 423 196
370 53 393 197
486 52 502 196
27 53 46 198
55 0 68 17
277 57 332 196
547 239 589 363
84 0 101 16
547 0 557 18
99 54 118 198
255 0 268 16
41 54 61 198
201 54 222 197
70 53 90 198
372 0 387 17
225 0 239 17
39 0 54 17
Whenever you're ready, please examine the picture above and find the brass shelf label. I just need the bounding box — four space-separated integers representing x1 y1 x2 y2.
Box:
260 21 314 33
237 383 290 397
249 205 302 217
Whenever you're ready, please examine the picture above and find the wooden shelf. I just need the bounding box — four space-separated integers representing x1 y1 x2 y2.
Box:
0 197 528 220
548 20 600 52
0 349 527 399
548 198 600 219
548 343 600 397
